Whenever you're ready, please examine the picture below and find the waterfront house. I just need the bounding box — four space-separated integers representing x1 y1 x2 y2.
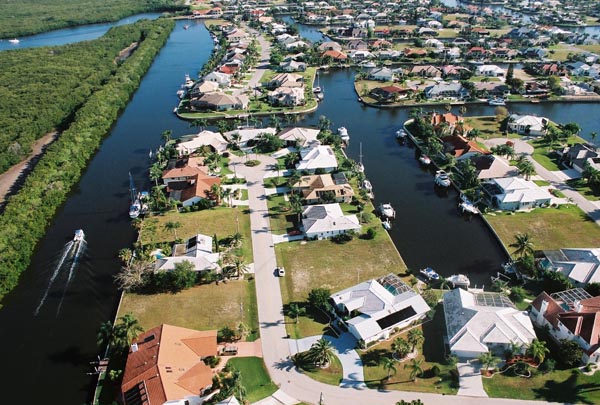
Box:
189 80 220 98
330 273 430 345
466 46 487 59
267 87 305 107
429 112 470 137
280 60 307 72
424 82 469 100
410 65 442 78
562 143 598 173
442 65 471 80
156 233 220 273
318 41 342 52
530 289 600 364
161 157 221 206
369 85 412 102
474 82 510 97
224 127 277 148
266 73 304 89
277 127 320 147
470 154 519 180
452 38 471 47
162 157 210 185
443 288 536 359
403 48 428 58
475 64 506 77
442 135 489 159
191 93 248 112
204 71 231 88
538 249 600 285
296 145 338 173
508 114 548 136
176 130 228 155
321 50 348 62
301 203 360 239
121 325 218 405
483 176 553 211
347 39 369 51
368 67 395 82
349 50 374 61
292 173 354 204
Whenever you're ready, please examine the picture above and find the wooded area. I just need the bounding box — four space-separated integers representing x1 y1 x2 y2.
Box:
0 19 175 304
0 0 182 38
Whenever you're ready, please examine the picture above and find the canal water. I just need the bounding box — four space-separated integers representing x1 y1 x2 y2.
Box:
0 13 164 52
0 20 212 404
1 16 600 404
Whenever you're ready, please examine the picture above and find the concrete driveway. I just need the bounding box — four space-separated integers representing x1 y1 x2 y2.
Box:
457 360 488 397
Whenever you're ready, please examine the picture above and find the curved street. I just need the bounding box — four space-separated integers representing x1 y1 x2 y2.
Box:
230 154 560 405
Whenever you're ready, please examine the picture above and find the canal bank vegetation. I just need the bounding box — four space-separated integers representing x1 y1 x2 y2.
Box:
0 19 175 305
0 0 184 39
0 19 171 175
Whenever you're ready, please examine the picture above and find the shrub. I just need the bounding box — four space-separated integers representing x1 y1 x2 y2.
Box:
363 227 377 240
244 159 260 167
539 358 556 373
430 365 441 377
331 232 353 244
218 326 237 343
203 355 221 368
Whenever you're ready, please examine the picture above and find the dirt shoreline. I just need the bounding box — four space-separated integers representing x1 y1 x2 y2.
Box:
0 131 59 208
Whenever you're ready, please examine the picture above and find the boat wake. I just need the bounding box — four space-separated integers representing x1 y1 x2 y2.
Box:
34 232 86 316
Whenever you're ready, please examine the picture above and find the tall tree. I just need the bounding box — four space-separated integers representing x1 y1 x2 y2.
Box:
527 339 550 364
381 356 397 380
478 351 498 371
164 221 182 240
510 233 534 258
407 329 424 352
308 338 334 367
404 358 424 381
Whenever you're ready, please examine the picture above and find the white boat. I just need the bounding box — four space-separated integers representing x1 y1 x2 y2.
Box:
362 179 373 191
447 274 470 288
177 89 185 98
73 229 85 242
378 203 396 219
337 127 350 143
357 142 365 172
8 38 19 44
396 129 407 139
434 170 451 187
459 201 479 215
129 172 141 219
316 92 324 101
382 219 392 230
183 24 190 30
184 73 194 89
420 267 440 281
356 162 365 173
419 155 431 165
488 97 506 106
313 86 322 93
359 61 376 68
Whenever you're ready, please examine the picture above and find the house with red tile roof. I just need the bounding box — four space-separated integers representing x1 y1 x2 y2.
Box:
121 325 218 405
530 289 600 364
321 49 348 61
162 157 221 207
429 112 472 137
442 135 489 159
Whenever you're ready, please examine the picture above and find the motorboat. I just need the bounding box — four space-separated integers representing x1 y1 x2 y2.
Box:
396 129 407 140
359 61 376 68
378 203 396 219
356 162 365 173
382 219 392 230
313 86 322 93
459 201 479 215
337 127 350 143
434 170 451 187
183 24 190 30
316 92 324 101
73 229 85 242
184 73 194 89
8 38 19 44
177 89 185 98
447 274 470 289
420 267 440 281
488 97 506 106
419 155 431 165
362 179 373 191
129 172 141 219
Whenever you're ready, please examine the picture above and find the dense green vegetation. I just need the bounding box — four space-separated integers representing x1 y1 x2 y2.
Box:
0 18 167 174
0 0 183 39
0 18 175 304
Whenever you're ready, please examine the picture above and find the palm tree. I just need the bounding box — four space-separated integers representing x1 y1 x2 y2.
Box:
518 160 536 180
97 321 114 349
231 255 249 278
149 163 163 187
112 313 144 352
288 193 303 224
527 339 549 364
118 248 134 266
381 356 397 380
161 130 173 143
478 351 498 372
407 329 424 352
510 233 534 258
392 337 411 359
308 338 334 367
590 131 598 150
287 303 305 324
404 358 424 381
164 221 182 240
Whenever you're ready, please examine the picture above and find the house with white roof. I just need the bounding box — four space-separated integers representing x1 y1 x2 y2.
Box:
538 248 600 285
296 145 338 173
330 273 430 344
508 114 549 136
301 203 360 239
484 176 553 211
424 82 469 100
443 288 536 358
530 288 600 365
204 71 231 88
475 64 506 77
155 234 220 273
267 87 305 107
278 127 320 147
176 130 228 155
223 127 277 148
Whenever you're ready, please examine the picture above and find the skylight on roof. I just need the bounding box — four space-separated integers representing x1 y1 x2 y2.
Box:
475 292 515 308
551 288 592 304
377 273 411 296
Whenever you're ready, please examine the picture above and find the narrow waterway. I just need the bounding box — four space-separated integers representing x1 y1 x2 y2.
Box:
0 12 162 51
0 21 212 404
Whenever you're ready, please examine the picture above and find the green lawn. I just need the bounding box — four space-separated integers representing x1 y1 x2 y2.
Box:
464 116 506 139
139 207 253 261
533 180 551 187
266 193 297 234
360 306 458 395
485 204 600 251
119 279 260 341
483 368 600 403
529 139 564 171
297 352 344 386
227 357 278 403
567 178 600 201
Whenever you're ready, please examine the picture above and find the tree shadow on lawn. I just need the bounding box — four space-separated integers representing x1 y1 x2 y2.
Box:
533 370 600 404
421 304 447 363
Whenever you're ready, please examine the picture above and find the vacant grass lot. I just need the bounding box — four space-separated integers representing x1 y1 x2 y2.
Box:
485 205 600 251
139 207 253 261
227 357 278 403
360 306 458 395
119 279 260 341
465 116 505 138
483 368 600 403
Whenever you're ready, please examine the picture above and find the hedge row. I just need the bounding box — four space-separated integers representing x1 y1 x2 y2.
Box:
0 19 175 304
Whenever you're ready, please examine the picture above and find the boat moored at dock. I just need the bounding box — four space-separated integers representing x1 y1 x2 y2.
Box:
446 274 470 289
434 170 451 187
378 202 396 219
420 267 440 281
419 154 431 165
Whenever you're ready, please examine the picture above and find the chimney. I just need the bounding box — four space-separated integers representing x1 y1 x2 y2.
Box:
537 299 549 325
131 343 139 353
575 300 583 313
